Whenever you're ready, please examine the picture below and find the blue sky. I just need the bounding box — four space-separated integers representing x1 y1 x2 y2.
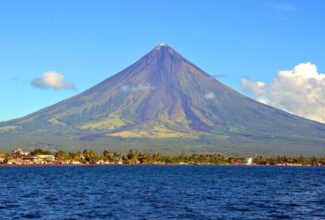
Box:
1 0 325 122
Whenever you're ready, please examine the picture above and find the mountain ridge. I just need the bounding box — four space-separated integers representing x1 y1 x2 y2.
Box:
0 44 324 155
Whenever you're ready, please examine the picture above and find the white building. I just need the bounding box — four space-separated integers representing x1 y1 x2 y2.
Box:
245 157 253 165
36 155 55 161
13 149 29 156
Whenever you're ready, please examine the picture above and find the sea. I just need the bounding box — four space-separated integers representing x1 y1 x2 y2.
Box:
0 165 324 219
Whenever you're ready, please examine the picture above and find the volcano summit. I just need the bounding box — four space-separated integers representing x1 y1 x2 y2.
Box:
0 44 324 155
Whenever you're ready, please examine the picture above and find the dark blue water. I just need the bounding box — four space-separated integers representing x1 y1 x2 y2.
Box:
0 166 324 219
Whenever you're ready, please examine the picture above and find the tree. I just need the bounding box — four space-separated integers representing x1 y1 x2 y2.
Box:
127 149 140 164
103 149 111 161
29 148 52 156
55 150 68 161
68 151 83 162
83 149 100 163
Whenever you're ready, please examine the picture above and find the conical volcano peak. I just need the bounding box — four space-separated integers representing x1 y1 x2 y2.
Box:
148 43 183 64
153 43 177 54
1 43 324 155
155 42 170 49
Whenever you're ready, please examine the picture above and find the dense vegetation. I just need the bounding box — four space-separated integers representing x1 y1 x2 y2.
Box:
1 148 325 166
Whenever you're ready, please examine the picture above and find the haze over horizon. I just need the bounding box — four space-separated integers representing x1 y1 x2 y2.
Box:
0 0 324 123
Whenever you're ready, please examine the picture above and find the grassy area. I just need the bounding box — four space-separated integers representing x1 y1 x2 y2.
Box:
80 115 126 130
109 124 199 138
48 118 66 126
0 126 19 132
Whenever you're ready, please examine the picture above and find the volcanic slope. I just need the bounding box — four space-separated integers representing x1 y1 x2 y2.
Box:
0 44 324 155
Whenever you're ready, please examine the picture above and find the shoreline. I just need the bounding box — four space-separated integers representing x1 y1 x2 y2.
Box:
2 149 324 167
0 163 323 168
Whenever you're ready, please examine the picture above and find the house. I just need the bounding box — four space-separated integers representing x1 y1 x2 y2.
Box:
7 158 24 165
245 157 253 165
12 149 29 156
22 156 35 164
0 153 5 164
36 155 55 161
70 160 81 165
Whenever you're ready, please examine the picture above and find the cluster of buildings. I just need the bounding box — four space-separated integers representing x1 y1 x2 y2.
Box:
0 150 254 166
1 149 318 166
0 149 123 166
0 149 56 165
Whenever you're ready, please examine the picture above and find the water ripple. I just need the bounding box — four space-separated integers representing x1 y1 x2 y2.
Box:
0 166 324 219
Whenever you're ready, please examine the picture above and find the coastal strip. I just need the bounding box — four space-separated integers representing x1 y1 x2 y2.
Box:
0 148 324 167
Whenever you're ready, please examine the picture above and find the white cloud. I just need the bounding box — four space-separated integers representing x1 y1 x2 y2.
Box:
241 62 325 123
241 78 265 95
204 92 215 99
120 84 154 92
31 71 75 90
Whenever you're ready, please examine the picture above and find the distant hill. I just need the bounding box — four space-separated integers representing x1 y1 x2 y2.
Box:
0 44 324 155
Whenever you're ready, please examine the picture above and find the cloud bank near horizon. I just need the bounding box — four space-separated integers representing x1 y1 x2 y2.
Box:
31 71 76 90
241 62 325 123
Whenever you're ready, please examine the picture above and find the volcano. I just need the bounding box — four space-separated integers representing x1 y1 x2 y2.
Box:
0 44 324 155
